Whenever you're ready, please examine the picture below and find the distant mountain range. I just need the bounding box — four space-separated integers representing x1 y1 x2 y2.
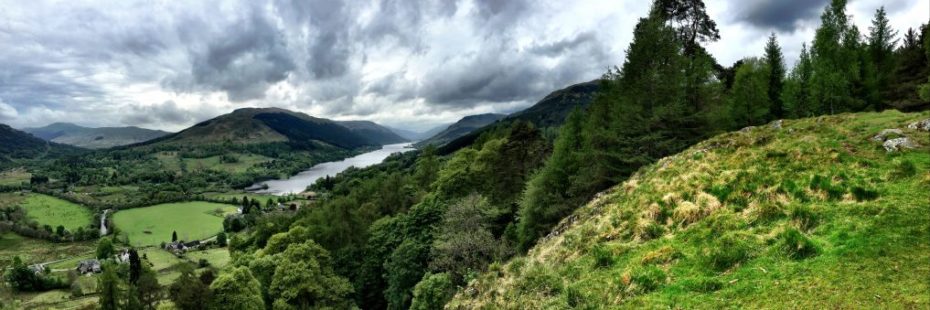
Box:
389 125 448 141
138 107 405 150
429 80 601 153
415 113 506 148
23 123 170 149
0 124 80 163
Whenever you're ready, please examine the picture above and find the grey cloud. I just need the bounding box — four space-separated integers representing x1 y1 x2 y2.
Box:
180 8 296 101
735 0 829 31
121 101 206 127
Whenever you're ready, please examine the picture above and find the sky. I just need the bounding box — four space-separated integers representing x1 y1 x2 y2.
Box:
0 0 926 132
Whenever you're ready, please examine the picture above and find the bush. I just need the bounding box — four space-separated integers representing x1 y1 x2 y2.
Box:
891 160 917 179
778 228 819 260
851 186 879 201
629 265 666 293
516 265 562 295
410 273 455 310
591 245 614 268
704 232 751 271
788 204 819 231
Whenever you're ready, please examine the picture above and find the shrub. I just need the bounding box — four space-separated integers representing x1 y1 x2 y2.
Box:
410 273 455 310
891 160 917 179
516 265 562 295
704 232 751 271
851 186 879 201
778 228 819 260
591 245 614 268
788 204 819 231
629 265 666 293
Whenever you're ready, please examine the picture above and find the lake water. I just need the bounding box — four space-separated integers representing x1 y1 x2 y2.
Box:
248 143 416 195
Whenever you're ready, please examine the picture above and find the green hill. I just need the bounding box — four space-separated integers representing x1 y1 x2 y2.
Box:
0 124 80 163
436 80 600 154
449 111 930 309
141 107 376 149
23 122 170 149
416 113 506 148
337 120 409 145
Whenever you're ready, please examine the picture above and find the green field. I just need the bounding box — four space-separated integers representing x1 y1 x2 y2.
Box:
185 248 232 269
19 194 93 231
0 168 30 186
112 201 237 246
0 233 95 269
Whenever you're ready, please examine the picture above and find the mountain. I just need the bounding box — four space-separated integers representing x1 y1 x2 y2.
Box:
337 121 409 145
23 122 170 149
449 111 930 308
388 125 449 141
140 108 378 150
0 124 80 163
436 80 600 154
415 113 506 148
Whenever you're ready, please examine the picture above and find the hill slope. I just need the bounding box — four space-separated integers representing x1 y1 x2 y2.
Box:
450 111 930 309
0 124 79 162
337 121 409 145
416 113 506 147
23 122 170 149
437 80 600 154
142 108 375 149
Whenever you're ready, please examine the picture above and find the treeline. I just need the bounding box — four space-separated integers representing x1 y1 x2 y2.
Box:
211 0 929 309
517 0 929 249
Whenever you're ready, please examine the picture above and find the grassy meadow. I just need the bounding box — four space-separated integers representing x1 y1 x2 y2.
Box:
0 168 30 186
19 194 93 231
0 233 95 269
451 111 930 308
112 201 237 246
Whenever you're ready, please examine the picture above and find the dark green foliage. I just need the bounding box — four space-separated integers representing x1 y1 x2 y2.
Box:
385 239 432 310
216 231 227 247
704 232 751 271
788 204 820 232
630 265 666 293
592 244 614 268
3 256 67 292
851 186 879 201
410 273 456 310
778 228 820 259
726 58 772 127
891 159 917 179
170 263 212 310
97 262 124 310
429 194 501 284
128 248 141 284
255 112 374 149
96 237 115 260
209 266 264 310
764 33 787 118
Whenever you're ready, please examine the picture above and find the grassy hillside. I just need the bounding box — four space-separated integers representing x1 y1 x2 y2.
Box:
449 111 930 309
112 201 238 246
0 124 81 163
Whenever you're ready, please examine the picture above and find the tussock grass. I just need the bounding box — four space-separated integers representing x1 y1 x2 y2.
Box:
449 111 930 309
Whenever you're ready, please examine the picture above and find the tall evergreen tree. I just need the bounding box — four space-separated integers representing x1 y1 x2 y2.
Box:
764 33 786 118
727 58 771 127
783 44 815 118
866 6 899 108
97 262 124 310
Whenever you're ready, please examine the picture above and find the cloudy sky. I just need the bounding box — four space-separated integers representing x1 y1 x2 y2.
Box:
0 0 926 132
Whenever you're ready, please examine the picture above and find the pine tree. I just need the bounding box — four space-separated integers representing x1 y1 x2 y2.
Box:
783 44 815 118
728 58 771 127
764 33 786 118
866 6 899 108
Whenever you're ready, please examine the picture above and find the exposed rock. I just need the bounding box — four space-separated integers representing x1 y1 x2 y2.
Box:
883 137 919 152
907 119 930 131
739 126 755 133
871 129 903 142
770 120 783 130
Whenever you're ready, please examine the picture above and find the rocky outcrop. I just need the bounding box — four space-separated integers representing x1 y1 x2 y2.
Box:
907 119 930 131
883 137 919 152
871 129 903 142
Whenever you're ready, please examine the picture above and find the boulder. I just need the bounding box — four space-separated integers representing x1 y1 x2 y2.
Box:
770 120 783 130
907 119 930 131
883 137 919 152
871 129 903 142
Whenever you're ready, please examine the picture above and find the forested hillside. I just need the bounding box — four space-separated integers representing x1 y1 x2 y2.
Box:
191 0 929 309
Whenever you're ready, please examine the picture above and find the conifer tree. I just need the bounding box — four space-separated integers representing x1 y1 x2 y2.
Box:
764 33 786 118
866 6 898 108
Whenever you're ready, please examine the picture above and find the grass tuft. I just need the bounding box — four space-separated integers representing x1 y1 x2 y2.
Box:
777 227 820 260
